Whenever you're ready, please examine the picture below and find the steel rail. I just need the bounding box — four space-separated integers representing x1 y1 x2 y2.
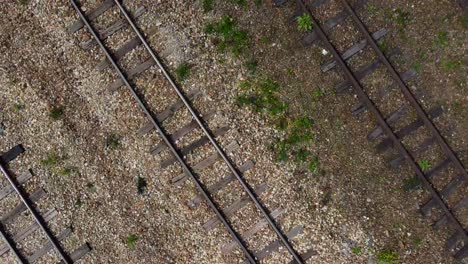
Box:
296 0 467 241
339 0 467 239
0 224 25 263
112 1 304 262
0 163 71 264
68 1 257 263
340 0 468 182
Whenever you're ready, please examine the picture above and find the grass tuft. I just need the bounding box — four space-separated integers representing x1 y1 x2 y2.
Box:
136 176 147 195
441 59 462 72
461 17 468 29
13 102 25 111
59 167 72 177
393 9 411 31
418 159 430 171
236 77 317 172
308 156 319 174
312 88 325 100
201 0 214 12
236 78 288 116
106 134 120 150
49 106 64 120
245 59 258 74
297 13 313 32
87 182 97 192
352 246 362 255
205 16 249 57
376 249 398 264
295 148 309 162
175 62 191 83
434 31 449 47
293 116 314 129
125 234 139 250
227 0 246 6
413 238 423 248
41 153 58 167
403 176 421 192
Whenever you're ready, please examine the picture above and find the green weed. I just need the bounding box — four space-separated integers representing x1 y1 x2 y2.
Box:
413 238 423 248
59 167 72 177
276 140 289 162
175 62 191 83
461 17 468 29
308 156 319 173
201 0 214 12
393 9 411 31
297 13 313 32
236 78 288 116
274 117 288 131
260 36 271 44
136 176 147 195
441 59 462 72
435 31 449 47
106 134 120 149
419 159 431 171
293 116 314 129
236 77 317 171
312 88 325 100
227 0 246 6
367 3 379 16
403 176 421 192
295 148 309 162
376 249 399 264
286 68 295 77
245 59 258 74
273 116 314 163
125 234 139 250
13 102 25 111
452 101 468 117
75 198 83 208
205 16 249 57
335 119 344 130
86 182 97 192
49 106 64 120
441 13 455 23
41 153 58 167
412 52 427 73
352 246 362 255
321 190 332 205
378 40 390 54
412 62 422 73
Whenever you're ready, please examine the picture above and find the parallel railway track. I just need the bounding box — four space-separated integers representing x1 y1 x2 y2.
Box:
275 0 467 261
0 145 90 263
68 0 315 263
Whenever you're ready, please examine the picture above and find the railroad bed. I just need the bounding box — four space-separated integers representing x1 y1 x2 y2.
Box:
274 0 467 261
67 0 315 263
0 145 90 263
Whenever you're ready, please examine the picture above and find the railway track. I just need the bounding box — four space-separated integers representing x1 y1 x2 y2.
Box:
68 0 315 263
275 0 467 261
0 145 91 263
